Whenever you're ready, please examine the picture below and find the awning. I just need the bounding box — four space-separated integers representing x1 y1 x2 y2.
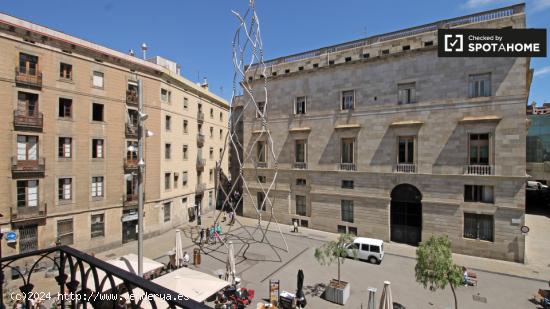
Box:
390 120 424 126
334 124 361 130
459 115 501 123
123 267 230 306
289 127 311 132
85 254 164 290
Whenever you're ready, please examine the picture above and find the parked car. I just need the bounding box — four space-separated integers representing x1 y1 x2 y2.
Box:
527 181 549 190
346 237 384 264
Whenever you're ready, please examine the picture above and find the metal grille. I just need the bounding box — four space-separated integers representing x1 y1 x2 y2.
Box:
19 225 37 253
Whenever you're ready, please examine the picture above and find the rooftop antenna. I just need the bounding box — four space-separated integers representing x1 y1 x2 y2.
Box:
141 43 148 60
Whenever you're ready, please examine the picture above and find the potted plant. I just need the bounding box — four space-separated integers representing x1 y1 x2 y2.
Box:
314 233 357 305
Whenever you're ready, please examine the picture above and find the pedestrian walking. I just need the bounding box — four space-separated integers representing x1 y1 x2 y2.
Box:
183 251 190 267
199 228 205 245
293 220 299 233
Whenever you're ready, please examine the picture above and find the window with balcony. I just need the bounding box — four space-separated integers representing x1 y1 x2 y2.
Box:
341 200 354 223
126 174 137 199
256 102 265 118
341 90 354 110
60 63 72 80
296 178 306 186
165 115 171 131
92 139 104 159
164 202 171 222
397 136 415 165
257 141 267 165
398 82 416 104
92 176 104 198
17 135 38 161
469 73 491 98
295 96 307 115
19 53 39 76
58 178 72 201
295 139 307 169
91 214 105 238
17 92 39 120
296 195 307 216
469 133 489 165
127 81 139 104
464 185 494 203
126 141 138 161
165 143 172 160
17 180 38 208
257 192 266 211
58 137 72 158
92 103 104 121
58 98 72 118
341 138 355 169
165 173 171 190
183 120 188 133
464 213 493 241
183 145 188 160
92 71 104 88
57 219 74 245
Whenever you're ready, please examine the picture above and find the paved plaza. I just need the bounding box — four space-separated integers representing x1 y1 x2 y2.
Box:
4 212 550 309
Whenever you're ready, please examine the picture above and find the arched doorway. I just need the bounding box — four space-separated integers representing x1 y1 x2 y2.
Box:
390 184 422 245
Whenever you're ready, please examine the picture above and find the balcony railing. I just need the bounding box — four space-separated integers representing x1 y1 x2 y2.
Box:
11 157 45 177
10 203 47 223
256 162 268 168
15 66 42 88
395 163 416 173
197 133 205 148
293 162 307 169
465 164 494 175
124 158 139 170
0 246 209 309
195 183 206 194
125 123 138 138
196 158 206 172
339 163 356 171
123 193 138 206
197 111 205 123
13 110 43 131
126 90 139 106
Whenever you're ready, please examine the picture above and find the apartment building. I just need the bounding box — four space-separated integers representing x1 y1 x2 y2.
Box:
0 13 229 256
239 4 530 262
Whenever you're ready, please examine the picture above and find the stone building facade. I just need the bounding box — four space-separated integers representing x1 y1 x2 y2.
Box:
240 4 530 262
0 13 229 256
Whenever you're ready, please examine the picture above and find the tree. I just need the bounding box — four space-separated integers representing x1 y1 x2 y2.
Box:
314 233 357 285
415 235 463 309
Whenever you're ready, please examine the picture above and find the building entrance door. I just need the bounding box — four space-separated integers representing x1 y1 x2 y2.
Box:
390 184 422 245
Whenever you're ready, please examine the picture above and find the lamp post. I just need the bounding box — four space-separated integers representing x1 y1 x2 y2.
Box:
137 79 146 277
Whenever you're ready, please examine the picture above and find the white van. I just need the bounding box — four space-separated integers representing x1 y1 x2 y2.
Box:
346 237 384 264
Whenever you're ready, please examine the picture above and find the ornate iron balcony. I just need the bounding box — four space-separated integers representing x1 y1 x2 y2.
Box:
124 158 139 170
13 110 43 131
11 157 45 178
197 133 205 148
395 163 416 173
10 203 47 223
339 163 356 171
293 162 307 169
126 90 139 106
15 66 42 88
197 111 205 123
1 246 208 308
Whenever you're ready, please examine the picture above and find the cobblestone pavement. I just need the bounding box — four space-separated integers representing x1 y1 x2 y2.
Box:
3 212 549 309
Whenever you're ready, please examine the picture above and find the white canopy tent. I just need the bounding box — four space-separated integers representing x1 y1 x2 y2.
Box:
122 267 230 307
85 253 164 290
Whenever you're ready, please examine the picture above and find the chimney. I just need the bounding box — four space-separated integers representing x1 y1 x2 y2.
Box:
128 49 135 56
201 77 209 90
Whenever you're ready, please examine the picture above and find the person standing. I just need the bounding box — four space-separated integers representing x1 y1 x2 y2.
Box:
293 220 299 233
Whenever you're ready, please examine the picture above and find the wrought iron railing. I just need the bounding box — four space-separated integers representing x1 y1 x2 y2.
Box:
125 124 138 138
10 203 47 222
197 111 205 123
126 90 139 106
196 158 206 171
15 67 42 88
293 162 307 169
197 133 205 148
0 246 209 308
13 110 43 129
247 4 523 70
11 157 45 174
124 158 139 170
